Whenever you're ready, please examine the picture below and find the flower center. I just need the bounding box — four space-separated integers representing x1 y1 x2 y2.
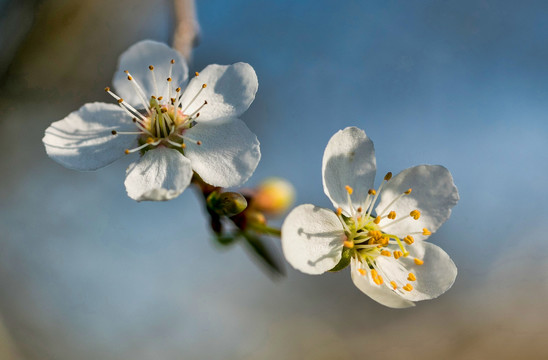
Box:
337 172 429 292
106 61 208 154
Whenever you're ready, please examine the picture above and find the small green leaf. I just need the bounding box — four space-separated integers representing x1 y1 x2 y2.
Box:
215 235 237 246
329 247 353 272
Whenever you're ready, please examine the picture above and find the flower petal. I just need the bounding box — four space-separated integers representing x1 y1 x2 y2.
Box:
386 241 457 302
322 127 376 214
113 40 189 107
281 204 345 275
350 258 415 309
184 117 260 187
43 102 136 171
178 63 258 121
124 147 192 201
375 165 459 241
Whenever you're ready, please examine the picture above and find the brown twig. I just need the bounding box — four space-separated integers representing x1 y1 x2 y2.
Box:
172 0 199 61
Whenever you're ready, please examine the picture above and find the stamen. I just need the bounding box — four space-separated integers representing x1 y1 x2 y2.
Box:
384 172 392 181
345 185 354 195
368 189 376 195
403 235 414 245
407 273 416 281
181 83 207 114
188 100 207 119
149 65 159 96
378 188 413 217
422 228 431 236
124 70 151 112
166 139 184 148
393 251 403 259
388 211 397 220
402 284 413 291
336 207 342 216
373 216 381 224
414 258 424 266
358 268 367 276
124 141 157 154
195 71 199 77
390 281 398 290
380 250 391 257
410 210 421 220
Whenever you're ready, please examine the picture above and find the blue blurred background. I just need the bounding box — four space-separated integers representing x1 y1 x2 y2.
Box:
1 0 547 358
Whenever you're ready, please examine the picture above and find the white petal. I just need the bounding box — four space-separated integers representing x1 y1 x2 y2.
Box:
178 63 258 121
281 204 345 275
124 147 192 201
391 241 457 302
322 127 376 214
350 258 415 309
113 40 189 107
375 165 459 241
43 102 137 171
184 117 260 187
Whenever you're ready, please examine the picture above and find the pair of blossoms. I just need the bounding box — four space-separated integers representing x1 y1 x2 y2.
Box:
43 40 459 308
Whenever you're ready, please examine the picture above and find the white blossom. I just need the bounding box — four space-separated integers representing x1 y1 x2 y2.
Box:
281 127 459 308
43 40 260 201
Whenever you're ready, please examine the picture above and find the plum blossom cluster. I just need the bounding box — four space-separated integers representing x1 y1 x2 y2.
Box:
43 40 260 201
281 127 459 308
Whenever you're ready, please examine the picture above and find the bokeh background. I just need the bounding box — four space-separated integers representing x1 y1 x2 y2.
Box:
1 0 548 359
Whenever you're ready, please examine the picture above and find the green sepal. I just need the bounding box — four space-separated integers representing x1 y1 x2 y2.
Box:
328 247 353 272
215 235 237 246
243 233 285 276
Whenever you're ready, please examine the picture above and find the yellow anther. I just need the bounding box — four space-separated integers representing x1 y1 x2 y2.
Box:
104 86 110 92
380 236 389 246
390 281 397 290
388 211 397 220
405 188 412 195
181 143 186 149
195 71 199 77
146 137 155 144
394 250 403 259
368 189 376 195
403 284 413 291
357 207 362 213
170 59 175 64
404 235 414 245
336 207 342 216
149 65 154 70
167 77 172 82
161 108 167 113
176 87 181 92
202 83 207 88
410 210 421 220
374 275 384 285
158 96 163 101
374 216 381 224
196 140 202 146
380 250 391 257
127 75 133 80
343 240 354 249
370 269 378 278
414 258 424 266
117 98 124 104
384 172 392 181
422 228 431 236
358 268 367 276
345 185 353 195
124 70 129 74
408 273 416 281
124 149 130 154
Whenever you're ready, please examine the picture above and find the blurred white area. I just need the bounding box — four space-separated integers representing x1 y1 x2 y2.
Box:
1 0 548 359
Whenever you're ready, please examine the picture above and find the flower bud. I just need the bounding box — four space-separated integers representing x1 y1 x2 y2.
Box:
252 177 295 216
207 191 248 217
